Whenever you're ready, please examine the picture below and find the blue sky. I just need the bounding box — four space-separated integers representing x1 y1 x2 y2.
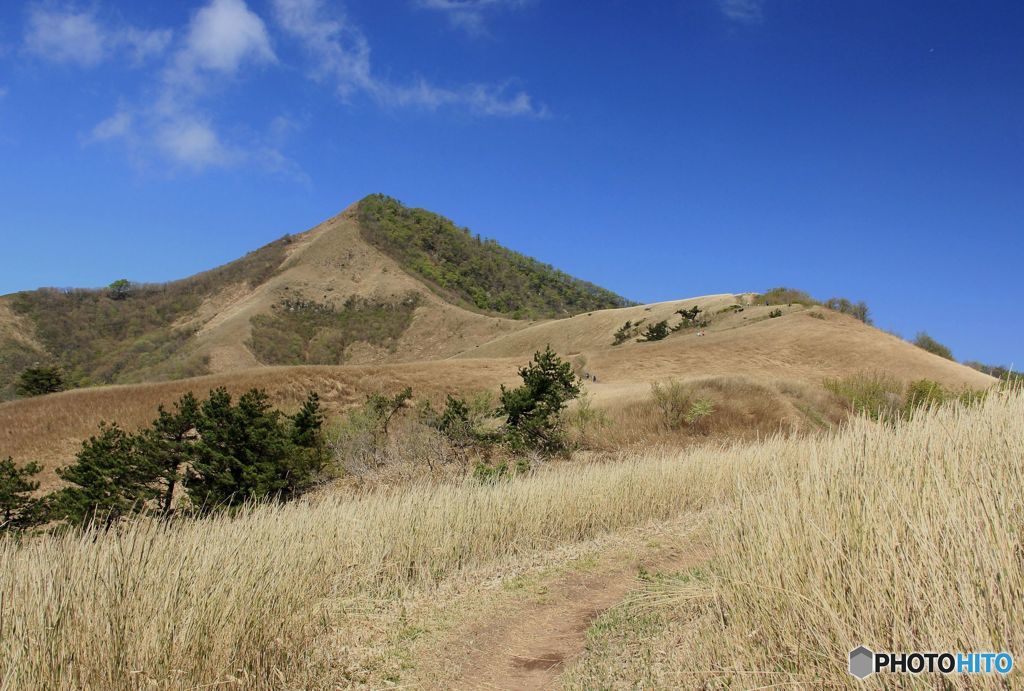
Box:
0 0 1021 367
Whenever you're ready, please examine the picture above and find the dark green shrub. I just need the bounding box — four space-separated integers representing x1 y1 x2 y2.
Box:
913 332 954 360
499 346 581 452
51 423 158 528
0 457 42 530
137 392 200 514
612 319 645 345
107 279 133 300
672 306 707 331
768 309 783 318
638 320 670 342
15 365 65 397
186 388 324 509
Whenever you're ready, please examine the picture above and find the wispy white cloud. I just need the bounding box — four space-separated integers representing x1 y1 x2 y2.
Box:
0 86 8 100
415 0 531 37
718 0 764 24
24 6 171 67
272 0 547 117
90 0 285 171
154 116 232 168
89 108 133 142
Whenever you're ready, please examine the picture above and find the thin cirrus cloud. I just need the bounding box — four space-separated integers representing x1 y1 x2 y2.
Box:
271 0 547 118
415 0 531 37
24 6 171 67
718 0 765 24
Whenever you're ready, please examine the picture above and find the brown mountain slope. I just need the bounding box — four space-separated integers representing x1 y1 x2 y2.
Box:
183 204 528 372
0 196 630 397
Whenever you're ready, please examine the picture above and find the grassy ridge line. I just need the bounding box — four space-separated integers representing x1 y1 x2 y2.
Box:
356 194 632 319
566 389 1024 688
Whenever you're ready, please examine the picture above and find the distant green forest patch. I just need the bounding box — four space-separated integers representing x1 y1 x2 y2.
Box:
249 293 421 366
356 194 632 319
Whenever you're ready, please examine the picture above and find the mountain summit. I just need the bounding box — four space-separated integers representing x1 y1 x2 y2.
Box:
0 195 630 397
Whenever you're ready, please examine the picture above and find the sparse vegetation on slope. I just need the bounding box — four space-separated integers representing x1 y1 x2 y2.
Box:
2 236 293 397
249 294 420 365
356 194 631 318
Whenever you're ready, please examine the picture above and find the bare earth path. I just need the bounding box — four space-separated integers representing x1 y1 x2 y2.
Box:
438 534 708 690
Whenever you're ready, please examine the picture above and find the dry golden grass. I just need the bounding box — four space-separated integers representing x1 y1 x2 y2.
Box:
2 385 1016 689
575 375 846 449
566 388 1024 689
0 444 734 689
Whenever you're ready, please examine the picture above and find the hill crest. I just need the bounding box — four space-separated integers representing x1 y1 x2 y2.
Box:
0 196 629 398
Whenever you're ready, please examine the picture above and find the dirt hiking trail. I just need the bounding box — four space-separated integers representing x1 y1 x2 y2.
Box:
442 539 709 690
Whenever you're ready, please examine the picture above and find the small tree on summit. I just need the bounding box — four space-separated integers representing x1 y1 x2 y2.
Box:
107 279 133 300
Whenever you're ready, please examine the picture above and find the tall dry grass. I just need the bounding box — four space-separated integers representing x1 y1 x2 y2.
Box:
0 440 745 689
4 388 1019 688
699 388 1023 686
567 388 1024 688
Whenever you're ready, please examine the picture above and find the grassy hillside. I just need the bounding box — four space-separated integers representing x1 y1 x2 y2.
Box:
356 194 632 318
0 235 293 396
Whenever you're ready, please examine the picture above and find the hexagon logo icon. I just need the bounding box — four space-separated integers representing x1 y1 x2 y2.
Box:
849 646 874 679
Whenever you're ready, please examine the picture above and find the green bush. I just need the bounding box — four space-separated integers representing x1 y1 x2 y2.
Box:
45 387 326 525
964 362 1022 382
824 297 872 324
499 346 581 452
612 319 645 345
638 320 670 342
823 372 903 420
185 388 325 509
15 365 66 397
768 309 783 318
672 306 708 331
0 457 42 530
903 379 949 414
913 332 954 360
650 381 714 431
